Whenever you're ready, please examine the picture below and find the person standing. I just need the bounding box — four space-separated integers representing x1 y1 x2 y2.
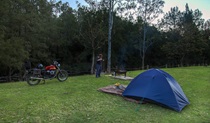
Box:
96 54 103 78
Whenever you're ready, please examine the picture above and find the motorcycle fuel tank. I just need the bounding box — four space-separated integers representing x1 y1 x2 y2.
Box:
45 65 56 70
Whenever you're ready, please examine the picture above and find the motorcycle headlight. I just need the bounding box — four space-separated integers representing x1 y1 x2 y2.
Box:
58 64 60 67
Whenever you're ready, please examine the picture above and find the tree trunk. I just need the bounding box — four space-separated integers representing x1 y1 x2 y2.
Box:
107 0 113 73
180 55 185 67
142 23 146 70
91 50 95 74
8 67 12 82
142 53 145 70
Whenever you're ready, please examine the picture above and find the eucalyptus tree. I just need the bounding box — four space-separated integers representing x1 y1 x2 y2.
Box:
77 0 128 73
124 0 164 69
99 0 125 73
111 16 140 69
107 0 114 73
77 3 107 74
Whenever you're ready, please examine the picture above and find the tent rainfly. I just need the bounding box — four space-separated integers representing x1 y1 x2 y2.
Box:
122 68 190 112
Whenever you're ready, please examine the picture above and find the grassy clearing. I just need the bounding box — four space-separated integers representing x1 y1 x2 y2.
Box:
0 66 210 123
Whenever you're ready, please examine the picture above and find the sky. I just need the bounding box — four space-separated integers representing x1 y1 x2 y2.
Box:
62 0 210 21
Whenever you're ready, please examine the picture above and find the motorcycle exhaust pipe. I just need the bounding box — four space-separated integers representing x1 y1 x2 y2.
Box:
30 77 44 80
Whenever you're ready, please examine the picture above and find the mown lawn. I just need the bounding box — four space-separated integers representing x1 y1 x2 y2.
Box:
0 66 210 123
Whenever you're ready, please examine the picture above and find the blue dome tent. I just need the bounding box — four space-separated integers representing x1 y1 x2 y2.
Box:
122 68 190 112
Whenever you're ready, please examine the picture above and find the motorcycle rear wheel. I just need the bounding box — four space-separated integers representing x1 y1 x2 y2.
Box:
26 73 41 86
57 70 68 82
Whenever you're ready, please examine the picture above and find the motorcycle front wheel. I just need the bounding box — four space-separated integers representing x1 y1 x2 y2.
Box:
26 73 41 86
57 70 68 82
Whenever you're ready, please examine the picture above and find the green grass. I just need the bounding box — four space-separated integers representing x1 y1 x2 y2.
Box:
0 66 210 123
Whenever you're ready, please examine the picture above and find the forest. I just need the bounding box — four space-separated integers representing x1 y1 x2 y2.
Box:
0 0 209 82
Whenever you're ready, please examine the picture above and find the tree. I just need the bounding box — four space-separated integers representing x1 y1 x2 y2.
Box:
50 2 79 65
158 6 182 31
0 38 29 81
107 0 114 73
96 0 122 73
158 6 183 65
125 0 164 69
0 0 32 79
0 0 60 79
202 19 210 64
204 19 210 30
111 16 139 69
77 0 129 73
161 4 207 66
77 5 107 74
106 0 135 72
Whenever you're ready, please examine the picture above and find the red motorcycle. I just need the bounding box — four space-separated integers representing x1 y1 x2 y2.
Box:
26 61 68 85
